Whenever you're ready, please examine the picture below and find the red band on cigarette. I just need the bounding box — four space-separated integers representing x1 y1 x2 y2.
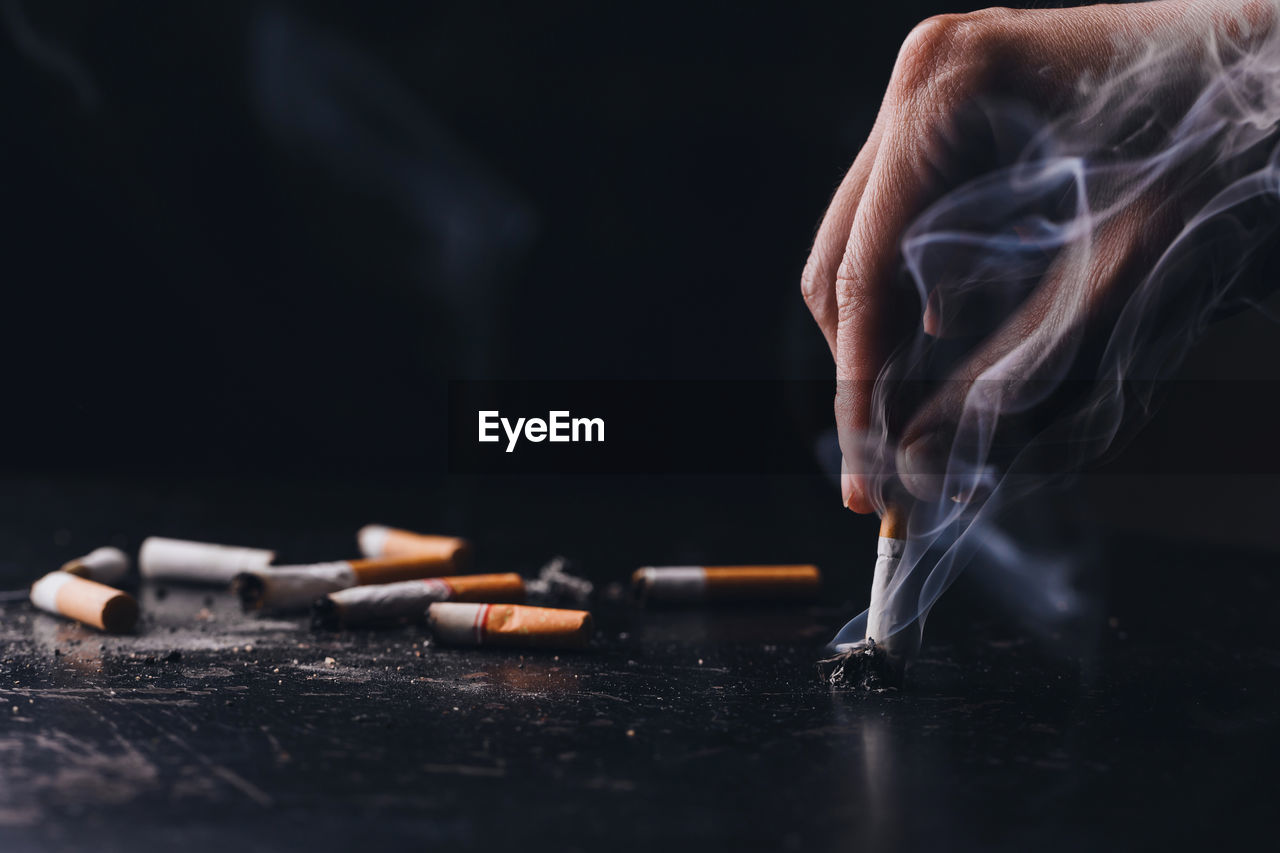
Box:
473 603 492 645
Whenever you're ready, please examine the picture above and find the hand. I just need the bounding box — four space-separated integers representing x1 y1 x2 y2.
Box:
802 0 1278 512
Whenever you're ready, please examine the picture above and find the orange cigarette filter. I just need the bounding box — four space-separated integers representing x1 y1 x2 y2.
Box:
440 573 526 601
347 554 460 585
632 564 821 603
30 572 138 633
428 602 592 650
358 525 472 570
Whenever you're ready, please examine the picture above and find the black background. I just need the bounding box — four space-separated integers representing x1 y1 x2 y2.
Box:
2 0 1010 476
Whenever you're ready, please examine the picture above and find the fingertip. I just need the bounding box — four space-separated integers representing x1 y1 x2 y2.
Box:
841 472 874 514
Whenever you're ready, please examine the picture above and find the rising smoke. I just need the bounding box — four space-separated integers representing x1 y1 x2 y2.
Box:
832 2 1280 651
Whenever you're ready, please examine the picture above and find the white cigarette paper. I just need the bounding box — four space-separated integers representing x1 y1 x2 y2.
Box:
324 578 455 626
61 546 131 585
235 563 358 612
864 536 905 646
318 574 525 629
139 537 276 585
357 525 392 558
634 566 706 598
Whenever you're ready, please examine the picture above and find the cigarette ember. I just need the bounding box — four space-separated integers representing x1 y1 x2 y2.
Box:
60 546 131 585
631 565 821 604
313 573 526 631
139 537 276 585
236 554 461 613
357 525 472 570
30 571 138 633
427 602 592 650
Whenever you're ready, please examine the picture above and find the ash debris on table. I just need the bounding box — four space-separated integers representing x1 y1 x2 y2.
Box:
818 640 902 692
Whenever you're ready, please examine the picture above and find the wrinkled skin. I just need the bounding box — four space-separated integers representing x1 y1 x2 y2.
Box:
802 0 1277 513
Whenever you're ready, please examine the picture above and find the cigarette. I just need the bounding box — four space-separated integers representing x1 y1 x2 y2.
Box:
139 537 276 585
631 565 821 604
235 554 459 613
313 573 526 630
865 505 907 653
820 503 916 689
29 571 138 633
357 525 472 570
60 546 131 585
427 603 592 650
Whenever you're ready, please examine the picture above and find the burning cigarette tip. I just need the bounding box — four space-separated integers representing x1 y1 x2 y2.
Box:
30 571 138 633
817 639 904 691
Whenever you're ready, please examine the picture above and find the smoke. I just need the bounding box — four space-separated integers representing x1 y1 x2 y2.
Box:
2 0 100 112
832 4 1280 650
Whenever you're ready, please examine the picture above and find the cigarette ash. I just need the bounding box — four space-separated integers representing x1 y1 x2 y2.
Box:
310 596 341 632
817 640 902 692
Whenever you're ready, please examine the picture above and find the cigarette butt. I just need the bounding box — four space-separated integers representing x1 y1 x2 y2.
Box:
237 555 468 613
30 572 138 633
357 525 472 569
867 503 909 653
139 537 275 585
234 562 357 613
61 546 131 585
631 565 821 604
313 573 525 630
427 602 592 650
347 554 457 585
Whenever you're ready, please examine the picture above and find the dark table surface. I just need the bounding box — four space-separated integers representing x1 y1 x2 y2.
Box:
1 474 1277 852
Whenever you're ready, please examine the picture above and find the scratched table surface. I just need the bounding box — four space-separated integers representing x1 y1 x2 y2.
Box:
0 474 1277 853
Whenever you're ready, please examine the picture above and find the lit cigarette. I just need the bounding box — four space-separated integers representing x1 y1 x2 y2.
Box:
427 602 592 650
865 505 910 662
29 571 138 633
139 537 276 585
823 503 916 688
313 573 526 630
357 525 472 569
631 565 821 604
235 554 458 613
60 546 130 585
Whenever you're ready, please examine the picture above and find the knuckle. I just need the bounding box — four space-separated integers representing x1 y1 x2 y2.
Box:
800 254 827 309
894 10 1011 100
835 272 872 327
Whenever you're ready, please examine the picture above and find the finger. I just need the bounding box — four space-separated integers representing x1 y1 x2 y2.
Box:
801 111 889 357
834 108 950 512
896 194 1174 502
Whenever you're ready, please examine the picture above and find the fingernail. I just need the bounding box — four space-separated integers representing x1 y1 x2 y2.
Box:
841 456 862 510
898 434 947 501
